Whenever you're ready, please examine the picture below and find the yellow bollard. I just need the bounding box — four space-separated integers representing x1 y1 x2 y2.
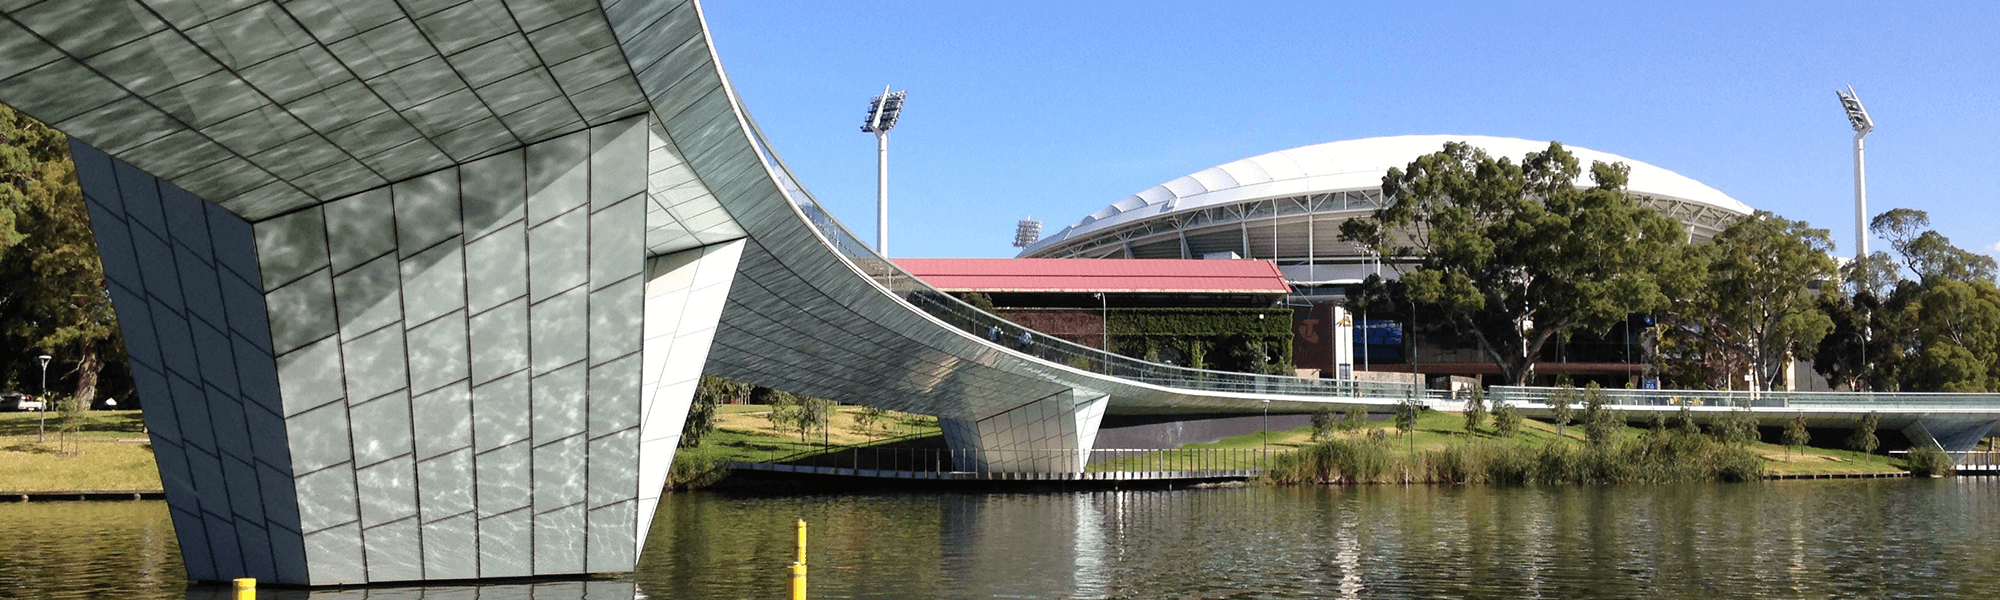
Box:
789 518 808 600
233 577 256 600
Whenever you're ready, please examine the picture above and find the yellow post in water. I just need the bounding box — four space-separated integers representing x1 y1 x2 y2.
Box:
233 577 256 600
790 518 808 600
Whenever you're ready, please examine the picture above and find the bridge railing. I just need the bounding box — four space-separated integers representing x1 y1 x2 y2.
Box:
1886 450 2000 470
1943 451 2000 470
1490 386 2000 410
737 110 1418 401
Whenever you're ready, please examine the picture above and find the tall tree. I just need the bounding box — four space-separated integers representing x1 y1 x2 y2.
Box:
1870 208 1997 287
1900 279 2000 391
1812 259 1894 392
1341 141 1686 385
681 376 750 448
1837 208 2000 392
0 104 121 406
1662 212 1835 391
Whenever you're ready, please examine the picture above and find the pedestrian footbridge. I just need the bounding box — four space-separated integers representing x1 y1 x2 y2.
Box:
0 0 1993 587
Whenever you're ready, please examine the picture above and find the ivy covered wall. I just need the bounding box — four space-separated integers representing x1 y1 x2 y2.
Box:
1105 308 1294 374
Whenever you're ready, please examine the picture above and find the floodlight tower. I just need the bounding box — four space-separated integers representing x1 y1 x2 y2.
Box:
1837 85 1874 259
861 86 907 256
1012 217 1042 249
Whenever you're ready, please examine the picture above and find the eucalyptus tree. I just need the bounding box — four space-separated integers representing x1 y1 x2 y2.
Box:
1462 388 1486 437
1902 279 2000 391
1847 412 1880 455
1662 212 1835 392
1819 208 2000 392
1783 413 1811 461
1871 208 1997 287
1340 141 1686 385
681 376 750 448
1548 383 1577 438
0 104 122 407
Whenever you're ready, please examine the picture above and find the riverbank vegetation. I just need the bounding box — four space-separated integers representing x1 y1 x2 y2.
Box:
1253 407 1921 486
1265 428 1765 485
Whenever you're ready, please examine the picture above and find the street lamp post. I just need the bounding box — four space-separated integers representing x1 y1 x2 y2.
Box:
1094 292 1108 351
37 354 51 443
1836 86 1874 260
860 86 907 256
1261 399 1271 466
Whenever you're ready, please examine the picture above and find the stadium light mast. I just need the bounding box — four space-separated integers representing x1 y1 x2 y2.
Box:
1837 85 1874 259
861 85 907 256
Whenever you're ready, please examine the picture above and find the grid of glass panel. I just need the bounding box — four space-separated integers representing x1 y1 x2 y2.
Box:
940 390 1108 473
70 141 308 584
69 114 655 585
250 116 651 583
0 0 647 222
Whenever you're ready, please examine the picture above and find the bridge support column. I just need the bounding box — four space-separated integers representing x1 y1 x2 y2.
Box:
73 116 710 585
940 390 1108 472
633 240 743 555
1902 417 1999 452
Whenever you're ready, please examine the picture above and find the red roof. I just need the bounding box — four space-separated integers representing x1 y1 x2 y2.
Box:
894 258 1291 294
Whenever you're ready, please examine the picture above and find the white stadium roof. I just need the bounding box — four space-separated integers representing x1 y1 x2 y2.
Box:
1025 135 1753 254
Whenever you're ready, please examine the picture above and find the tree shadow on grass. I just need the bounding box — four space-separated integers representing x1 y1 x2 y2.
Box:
3 442 61 454
0 412 146 436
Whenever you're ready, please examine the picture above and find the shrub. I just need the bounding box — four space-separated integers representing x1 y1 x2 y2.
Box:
1906 446 1956 477
1548 384 1578 438
1491 400 1521 438
1711 408 1758 447
1311 408 1339 441
1340 406 1368 431
1394 401 1419 439
1268 430 1763 486
1669 403 1701 435
1462 388 1486 436
1582 383 1619 447
667 454 729 490
1265 438 1392 484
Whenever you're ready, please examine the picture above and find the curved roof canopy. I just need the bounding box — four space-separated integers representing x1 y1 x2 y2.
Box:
1024 135 1752 255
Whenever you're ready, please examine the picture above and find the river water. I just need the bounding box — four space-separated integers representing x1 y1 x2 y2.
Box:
1 479 1995 599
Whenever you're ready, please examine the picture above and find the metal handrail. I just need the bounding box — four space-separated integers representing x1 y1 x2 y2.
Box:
732 104 1422 401
1490 386 2000 409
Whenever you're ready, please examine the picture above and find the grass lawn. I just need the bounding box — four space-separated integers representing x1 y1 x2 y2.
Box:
683 405 942 465
0 411 161 492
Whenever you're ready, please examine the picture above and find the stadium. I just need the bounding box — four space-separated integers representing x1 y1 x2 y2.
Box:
1018 135 1754 296
1013 135 1759 383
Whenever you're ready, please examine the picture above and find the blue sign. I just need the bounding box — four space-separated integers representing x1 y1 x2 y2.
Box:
1355 320 1403 362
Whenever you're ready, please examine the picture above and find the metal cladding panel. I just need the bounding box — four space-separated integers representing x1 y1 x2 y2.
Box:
71 140 309 584
0 0 657 221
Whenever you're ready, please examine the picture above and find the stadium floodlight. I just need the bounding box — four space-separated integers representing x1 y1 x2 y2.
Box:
861 86 907 255
1836 85 1873 259
1012 218 1042 248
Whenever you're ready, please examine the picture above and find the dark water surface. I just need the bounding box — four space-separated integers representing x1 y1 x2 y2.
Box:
2 479 1996 599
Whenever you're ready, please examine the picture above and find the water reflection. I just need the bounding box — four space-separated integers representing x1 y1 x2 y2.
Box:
183 580 634 600
0 479 1997 599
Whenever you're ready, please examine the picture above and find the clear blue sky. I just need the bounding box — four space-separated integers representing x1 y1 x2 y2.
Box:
701 1 2000 260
